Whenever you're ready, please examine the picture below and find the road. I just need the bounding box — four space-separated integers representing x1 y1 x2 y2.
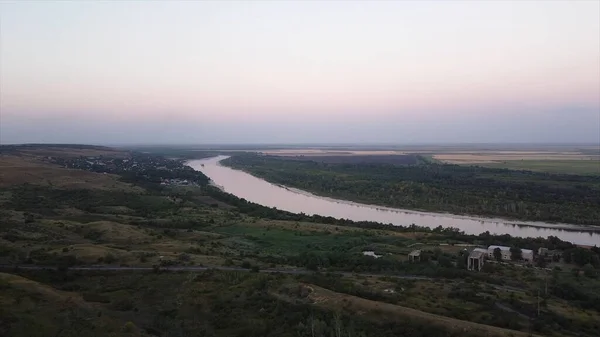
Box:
0 264 432 280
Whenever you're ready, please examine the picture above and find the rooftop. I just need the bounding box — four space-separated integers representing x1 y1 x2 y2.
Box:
488 245 510 251
488 245 533 254
469 251 486 259
408 250 421 257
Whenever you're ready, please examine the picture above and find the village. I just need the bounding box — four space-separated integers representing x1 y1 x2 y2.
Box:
403 244 569 273
44 153 208 187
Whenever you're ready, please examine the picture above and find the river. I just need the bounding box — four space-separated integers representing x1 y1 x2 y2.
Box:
188 156 600 246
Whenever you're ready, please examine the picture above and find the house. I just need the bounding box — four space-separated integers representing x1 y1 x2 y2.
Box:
468 248 487 271
408 250 421 262
520 248 534 262
538 247 549 256
488 245 511 260
487 245 534 262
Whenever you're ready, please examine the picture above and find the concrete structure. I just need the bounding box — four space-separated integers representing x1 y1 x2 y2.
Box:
408 250 421 262
488 245 511 260
468 248 487 271
538 247 548 256
487 245 534 262
521 248 534 262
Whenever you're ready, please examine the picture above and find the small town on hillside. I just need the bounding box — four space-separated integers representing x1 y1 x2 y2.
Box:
43 154 209 187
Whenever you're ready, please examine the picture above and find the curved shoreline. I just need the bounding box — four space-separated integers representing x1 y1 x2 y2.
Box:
209 158 598 233
187 156 600 244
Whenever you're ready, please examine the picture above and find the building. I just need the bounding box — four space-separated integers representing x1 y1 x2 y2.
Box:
468 248 487 271
538 247 549 256
408 250 421 262
488 245 511 260
487 245 534 262
520 248 534 262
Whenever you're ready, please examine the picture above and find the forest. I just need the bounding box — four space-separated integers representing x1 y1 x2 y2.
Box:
223 154 600 226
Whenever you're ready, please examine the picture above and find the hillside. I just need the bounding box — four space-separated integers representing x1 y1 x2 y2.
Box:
0 145 599 337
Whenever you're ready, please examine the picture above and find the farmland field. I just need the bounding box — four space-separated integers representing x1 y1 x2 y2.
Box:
275 154 421 165
477 160 600 175
255 145 599 175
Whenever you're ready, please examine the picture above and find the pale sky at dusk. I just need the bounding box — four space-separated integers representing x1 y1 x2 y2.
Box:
1 1 599 144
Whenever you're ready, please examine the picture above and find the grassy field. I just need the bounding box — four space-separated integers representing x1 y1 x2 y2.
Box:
300 283 538 337
1 145 600 337
0 155 141 190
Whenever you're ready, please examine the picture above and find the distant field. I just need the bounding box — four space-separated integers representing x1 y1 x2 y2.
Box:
432 151 598 164
262 149 407 156
258 146 600 174
428 150 599 175
279 154 420 165
477 160 600 175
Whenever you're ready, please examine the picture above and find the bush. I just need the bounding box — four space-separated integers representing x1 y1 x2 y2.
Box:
122 321 137 333
178 253 191 262
104 253 118 264
111 297 135 311
82 292 111 303
0 278 10 290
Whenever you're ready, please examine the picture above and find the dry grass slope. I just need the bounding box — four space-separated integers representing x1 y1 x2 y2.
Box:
0 155 141 191
305 284 539 337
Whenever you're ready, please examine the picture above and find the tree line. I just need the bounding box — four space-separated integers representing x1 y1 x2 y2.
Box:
222 154 600 226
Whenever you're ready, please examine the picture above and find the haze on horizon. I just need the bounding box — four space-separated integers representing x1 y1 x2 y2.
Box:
1 1 599 145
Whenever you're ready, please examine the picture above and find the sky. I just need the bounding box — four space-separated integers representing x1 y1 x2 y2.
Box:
1 1 599 145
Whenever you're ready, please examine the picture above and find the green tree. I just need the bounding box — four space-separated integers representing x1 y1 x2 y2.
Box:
510 247 522 261
535 257 547 268
583 264 596 278
438 255 452 268
493 248 502 261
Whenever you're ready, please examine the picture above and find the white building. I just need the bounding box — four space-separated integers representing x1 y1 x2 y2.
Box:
468 248 487 271
487 245 534 262
408 250 421 262
521 249 534 261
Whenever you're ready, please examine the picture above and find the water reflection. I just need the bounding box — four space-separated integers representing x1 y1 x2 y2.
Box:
189 156 600 246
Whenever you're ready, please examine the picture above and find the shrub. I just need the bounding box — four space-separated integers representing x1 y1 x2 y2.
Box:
104 253 118 264
178 253 191 262
122 321 137 333
111 297 135 311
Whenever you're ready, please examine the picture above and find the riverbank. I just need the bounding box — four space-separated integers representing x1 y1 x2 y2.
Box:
214 156 599 232
220 154 600 227
188 156 600 245
278 182 599 233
